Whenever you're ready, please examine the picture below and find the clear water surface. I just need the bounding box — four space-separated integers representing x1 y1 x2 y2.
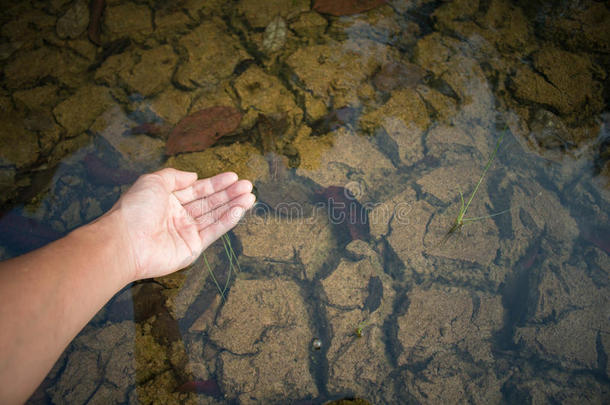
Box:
0 0 608 404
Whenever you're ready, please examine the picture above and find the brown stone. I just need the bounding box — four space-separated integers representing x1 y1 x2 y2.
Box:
397 286 504 364
119 45 177 97
0 112 40 168
210 279 318 402
173 19 248 89
103 3 153 42
53 85 115 137
165 142 269 183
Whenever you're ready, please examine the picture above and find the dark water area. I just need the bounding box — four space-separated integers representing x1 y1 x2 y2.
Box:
0 0 609 404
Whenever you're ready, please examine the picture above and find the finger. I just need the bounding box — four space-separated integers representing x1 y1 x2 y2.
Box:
199 206 247 250
173 172 238 205
198 193 256 249
152 168 198 192
183 180 253 218
190 192 256 231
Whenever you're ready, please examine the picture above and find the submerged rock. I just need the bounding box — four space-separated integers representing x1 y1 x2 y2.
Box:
534 1 610 55
0 111 40 168
384 188 436 274
286 41 390 107
502 367 610 404
236 0 309 29
166 142 269 183
233 213 334 280
296 128 393 200
290 11 328 40
210 278 318 402
4 47 89 90
90 106 165 171
234 65 302 129
56 0 89 39
397 286 504 365
418 163 501 267
53 85 115 137
509 47 603 118
514 260 610 376
320 247 396 402
118 45 177 97
360 88 430 166
162 244 226 321
173 19 248 89
48 321 137 404
103 3 152 42
401 352 505 404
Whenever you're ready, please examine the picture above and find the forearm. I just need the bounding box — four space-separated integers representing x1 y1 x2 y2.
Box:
0 211 134 404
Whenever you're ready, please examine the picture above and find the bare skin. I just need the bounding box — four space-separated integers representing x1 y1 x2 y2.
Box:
0 168 255 404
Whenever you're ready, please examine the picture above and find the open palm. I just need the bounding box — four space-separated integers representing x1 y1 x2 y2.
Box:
109 168 255 281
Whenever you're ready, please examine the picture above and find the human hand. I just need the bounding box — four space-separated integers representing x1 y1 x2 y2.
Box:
107 168 255 282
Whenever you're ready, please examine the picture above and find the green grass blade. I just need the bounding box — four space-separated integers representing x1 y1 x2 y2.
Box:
462 132 505 218
222 234 241 273
462 207 512 223
203 252 225 301
220 234 242 297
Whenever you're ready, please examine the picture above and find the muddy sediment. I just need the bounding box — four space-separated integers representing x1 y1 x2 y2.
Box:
0 0 608 403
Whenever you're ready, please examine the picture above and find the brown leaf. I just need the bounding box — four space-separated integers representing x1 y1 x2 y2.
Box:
313 0 387 16
88 0 105 46
313 186 370 241
166 106 242 155
373 62 428 92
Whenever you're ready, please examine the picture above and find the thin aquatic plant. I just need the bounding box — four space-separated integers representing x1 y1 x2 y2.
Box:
202 252 224 300
442 131 509 244
220 234 239 298
203 233 241 301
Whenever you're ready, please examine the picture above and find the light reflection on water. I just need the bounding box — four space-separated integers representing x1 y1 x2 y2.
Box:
0 0 608 403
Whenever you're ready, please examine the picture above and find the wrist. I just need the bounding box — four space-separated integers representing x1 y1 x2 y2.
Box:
69 209 137 287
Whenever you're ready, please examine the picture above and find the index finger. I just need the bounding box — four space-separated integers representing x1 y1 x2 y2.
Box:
173 172 239 205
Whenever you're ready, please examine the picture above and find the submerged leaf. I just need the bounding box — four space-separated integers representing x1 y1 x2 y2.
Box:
313 0 386 16
262 16 287 53
87 0 105 45
314 186 370 241
176 379 221 396
166 106 242 155
83 153 139 186
373 62 428 92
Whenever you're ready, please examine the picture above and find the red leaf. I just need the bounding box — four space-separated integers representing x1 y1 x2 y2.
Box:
0 211 64 253
83 153 139 186
313 0 387 16
166 106 242 155
88 0 105 46
314 186 370 241
176 379 221 396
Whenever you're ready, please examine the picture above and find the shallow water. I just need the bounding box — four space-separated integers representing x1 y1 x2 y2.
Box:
0 0 609 404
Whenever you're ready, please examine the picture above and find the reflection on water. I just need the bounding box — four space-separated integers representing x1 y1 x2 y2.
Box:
0 0 608 403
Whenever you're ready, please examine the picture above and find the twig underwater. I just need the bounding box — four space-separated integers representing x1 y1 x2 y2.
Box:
442 130 509 245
